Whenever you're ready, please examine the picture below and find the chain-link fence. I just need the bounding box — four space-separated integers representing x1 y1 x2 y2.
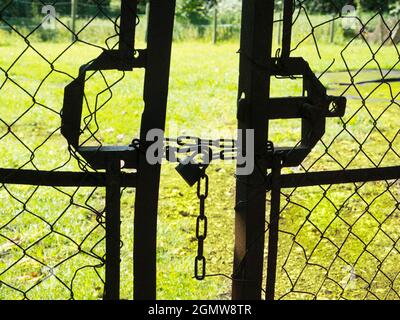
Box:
0 0 399 300
261 0 400 300
0 2 110 299
0 0 151 300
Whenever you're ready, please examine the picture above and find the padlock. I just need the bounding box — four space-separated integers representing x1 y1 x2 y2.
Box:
175 147 212 187
175 161 208 187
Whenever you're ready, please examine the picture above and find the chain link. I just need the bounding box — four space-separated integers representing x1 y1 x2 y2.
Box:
164 136 237 163
194 167 209 280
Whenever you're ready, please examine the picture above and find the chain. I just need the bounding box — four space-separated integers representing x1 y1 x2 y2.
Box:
164 136 237 163
194 166 209 281
132 136 277 281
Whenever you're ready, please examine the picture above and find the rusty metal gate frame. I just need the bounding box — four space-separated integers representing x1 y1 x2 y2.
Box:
232 0 400 300
0 0 175 300
1 0 399 301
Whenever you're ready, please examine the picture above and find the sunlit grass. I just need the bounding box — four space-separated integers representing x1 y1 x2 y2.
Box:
0 35 398 300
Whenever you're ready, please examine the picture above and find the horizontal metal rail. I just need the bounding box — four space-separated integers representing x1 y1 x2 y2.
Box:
0 169 137 187
1 166 396 189
278 166 400 189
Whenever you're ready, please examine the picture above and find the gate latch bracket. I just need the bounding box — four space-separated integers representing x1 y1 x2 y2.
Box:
263 57 347 168
60 0 143 170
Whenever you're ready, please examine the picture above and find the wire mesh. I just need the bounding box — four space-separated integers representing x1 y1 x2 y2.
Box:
0 0 138 300
265 0 400 300
0 0 399 301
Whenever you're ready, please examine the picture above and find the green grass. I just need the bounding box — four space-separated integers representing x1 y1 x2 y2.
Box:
0 30 399 300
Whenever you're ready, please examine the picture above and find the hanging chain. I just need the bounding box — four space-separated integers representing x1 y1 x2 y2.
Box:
194 166 209 281
131 137 277 281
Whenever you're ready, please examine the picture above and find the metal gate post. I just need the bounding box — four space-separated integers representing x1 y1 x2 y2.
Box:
264 0 291 300
232 0 275 300
104 157 122 300
265 154 282 300
281 0 293 59
134 0 175 300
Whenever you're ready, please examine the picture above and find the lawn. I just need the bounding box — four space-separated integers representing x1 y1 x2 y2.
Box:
0 26 399 300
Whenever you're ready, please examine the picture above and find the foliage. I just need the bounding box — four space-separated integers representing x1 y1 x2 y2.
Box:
0 0 33 17
390 1 400 17
216 0 241 24
176 0 216 24
304 0 355 14
301 0 391 14
357 0 391 12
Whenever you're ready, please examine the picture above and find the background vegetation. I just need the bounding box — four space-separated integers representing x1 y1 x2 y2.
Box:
1 0 399 42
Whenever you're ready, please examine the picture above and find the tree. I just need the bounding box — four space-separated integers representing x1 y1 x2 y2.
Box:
0 0 35 17
305 0 357 14
304 0 391 14
390 2 400 17
358 0 390 12
176 0 216 24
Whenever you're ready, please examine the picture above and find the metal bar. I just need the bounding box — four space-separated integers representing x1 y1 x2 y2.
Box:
265 97 345 119
265 155 282 300
144 1 150 43
119 0 138 58
0 165 395 190
84 49 146 71
278 166 400 189
104 158 121 300
268 97 345 119
70 0 77 42
0 169 136 187
277 12 282 46
77 146 138 170
330 17 335 43
266 97 304 119
281 0 293 58
134 0 175 300
61 75 85 147
213 6 218 44
232 0 275 300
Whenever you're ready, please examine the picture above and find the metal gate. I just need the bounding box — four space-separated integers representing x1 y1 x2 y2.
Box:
232 0 400 300
0 0 399 300
0 0 175 300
